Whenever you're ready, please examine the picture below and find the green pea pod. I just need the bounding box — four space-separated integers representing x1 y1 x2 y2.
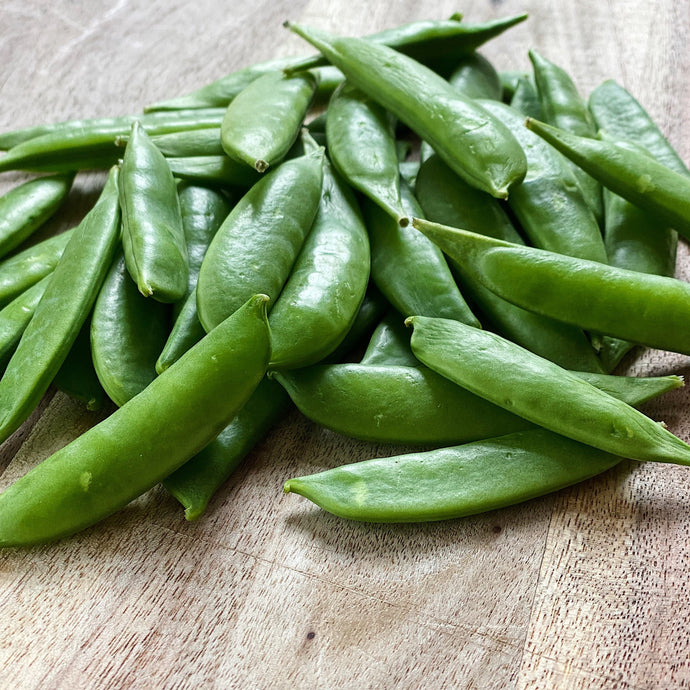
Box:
364 178 480 326
525 118 690 240
0 229 73 307
167 155 260 188
479 100 607 263
326 81 405 222
398 160 420 189
0 108 228 150
359 311 418 367
0 174 73 259
156 290 205 374
0 166 121 447
197 148 324 332
91 252 171 407
286 23 527 199
120 121 188 302
269 160 370 370
0 294 270 547
499 70 528 102
283 430 622 523
414 218 690 357
221 71 318 173
414 153 604 373
0 111 226 173
273 363 681 446
118 128 225 157
529 49 603 225
407 315 690 466
448 52 502 100
164 377 291 520
509 76 542 119
0 276 52 371
53 318 106 412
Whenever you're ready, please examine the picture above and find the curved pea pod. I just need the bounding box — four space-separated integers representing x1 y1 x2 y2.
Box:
120 121 188 302
283 429 625 523
286 23 526 199
509 76 542 120
91 252 171 407
221 71 318 173
525 118 690 240
269 161 369 370
197 148 324 332
155 290 205 374
326 81 405 222
121 128 225 157
364 180 479 326
360 311 418 367
479 100 607 263
448 52 501 100
53 319 106 412
273 362 682 446
529 49 603 225
164 377 291 520
0 166 120 447
0 294 270 547
414 153 604 373
0 229 72 307
167 155 261 189
414 218 690 357
0 174 73 259
0 276 51 371
407 314 690 466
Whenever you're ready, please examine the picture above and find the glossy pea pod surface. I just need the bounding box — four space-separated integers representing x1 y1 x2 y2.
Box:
167 156 261 189
414 153 604 372
273 362 681 446
0 294 271 547
359 311 419 367
407 314 690 466
326 81 405 222
448 52 502 100
121 128 225 158
197 147 324 332
0 166 121 446
91 252 171 407
287 23 527 199
0 173 73 259
221 71 318 173
268 159 370 370
120 121 188 302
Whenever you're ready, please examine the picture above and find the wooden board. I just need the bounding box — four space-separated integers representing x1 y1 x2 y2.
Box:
2 1 690 687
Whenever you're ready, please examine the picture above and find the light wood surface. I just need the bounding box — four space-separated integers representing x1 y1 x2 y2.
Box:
2 1 690 688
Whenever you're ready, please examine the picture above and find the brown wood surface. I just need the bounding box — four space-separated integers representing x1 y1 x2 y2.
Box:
1 1 690 688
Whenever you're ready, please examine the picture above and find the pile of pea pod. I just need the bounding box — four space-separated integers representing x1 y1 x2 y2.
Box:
1 12 690 546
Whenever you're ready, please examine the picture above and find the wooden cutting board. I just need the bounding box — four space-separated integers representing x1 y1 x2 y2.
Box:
1 1 690 687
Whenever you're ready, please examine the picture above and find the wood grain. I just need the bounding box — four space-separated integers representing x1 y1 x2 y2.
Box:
2 1 690 688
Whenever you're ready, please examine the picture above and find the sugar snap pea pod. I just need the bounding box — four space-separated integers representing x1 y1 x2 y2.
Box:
167 155 260 189
221 71 318 173
53 318 106 412
510 76 542 119
0 294 270 547
529 50 603 225
156 290 204 374
197 148 323 332
273 362 682 445
0 174 73 259
408 315 690 466
0 166 120 446
365 180 479 326
283 429 624 523
479 100 607 263
91 252 171 407
269 160 369 370
414 217 690 356
415 154 604 373
525 118 690 240
0 276 51 371
448 52 502 100
0 111 226 173
326 81 405 223
286 23 527 199
499 71 528 102
398 160 420 189
120 122 188 302
360 311 418 367
117 128 225 157
164 377 291 520
0 108 228 151
0 229 72 307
